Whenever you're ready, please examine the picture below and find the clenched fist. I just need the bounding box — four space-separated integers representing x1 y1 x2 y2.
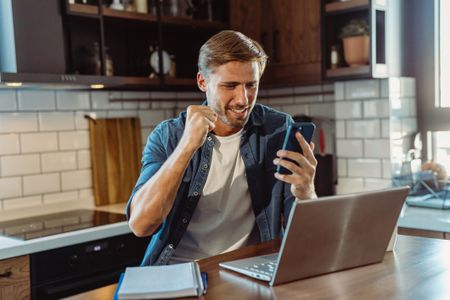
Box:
180 105 218 152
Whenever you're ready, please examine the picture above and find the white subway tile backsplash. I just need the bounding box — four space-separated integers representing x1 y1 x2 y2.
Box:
77 150 91 169
364 139 390 158
346 120 380 138
294 85 322 94
43 191 78 204
0 134 20 155
268 96 294 105
337 158 347 176
0 90 17 111
176 91 204 99
363 100 389 118
41 152 77 172
56 91 90 110
383 159 392 179
123 91 150 109
364 178 391 190
20 132 58 153
334 82 344 101
0 113 38 133
1 154 40 176
336 177 364 195
91 91 122 110
151 101 178 109
293 95 322 103
336 121 345 138
151 91 177 100
322 84 334 93
0 177 22 199
107 110 138 118
345 80 379 99
75 111 89 130
400 77 416 97
381 119 390 138
79 189 94 202
39 112 75 131
61 170 92 191
335 101 361 119
23 173 60 196
139 110 167 127
380 79 389 98
18 90 55 111
139 102 151 109
279 104 308 117
348 159 382 178
267 87 294 96
336 139 363 157
3 195 42 210
141 128 152 145
402 118 418 135
309 103 335 119
59 131 89 150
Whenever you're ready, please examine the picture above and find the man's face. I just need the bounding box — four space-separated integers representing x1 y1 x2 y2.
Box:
197 61 260 136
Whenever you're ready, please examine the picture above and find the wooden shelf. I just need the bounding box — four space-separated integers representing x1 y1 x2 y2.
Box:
161 16 227 30
325 0 369 13
67 3 99 16
103 8 157 22
326 65 370 77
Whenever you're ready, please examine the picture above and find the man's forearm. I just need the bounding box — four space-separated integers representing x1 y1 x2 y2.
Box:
129 140 197 237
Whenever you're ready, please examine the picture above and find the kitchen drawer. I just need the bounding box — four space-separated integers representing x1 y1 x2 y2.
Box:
0 255 30 300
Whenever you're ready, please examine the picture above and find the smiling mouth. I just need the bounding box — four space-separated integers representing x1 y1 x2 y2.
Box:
229 107 248 114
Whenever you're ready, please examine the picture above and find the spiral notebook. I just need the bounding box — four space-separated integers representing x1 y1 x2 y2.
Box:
116 261 205 299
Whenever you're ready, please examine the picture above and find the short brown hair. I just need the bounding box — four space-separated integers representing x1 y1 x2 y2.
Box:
198 30 268 77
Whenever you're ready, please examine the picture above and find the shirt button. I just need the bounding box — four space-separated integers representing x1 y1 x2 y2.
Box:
203 163 208 169
193 191 199 196
182 218 188 224
207 136 212 141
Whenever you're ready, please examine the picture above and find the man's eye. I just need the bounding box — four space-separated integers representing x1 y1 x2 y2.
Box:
246 83 257 89
224 85 235 89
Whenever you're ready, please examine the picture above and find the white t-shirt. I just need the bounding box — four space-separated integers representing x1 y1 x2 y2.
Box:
171 129 256 263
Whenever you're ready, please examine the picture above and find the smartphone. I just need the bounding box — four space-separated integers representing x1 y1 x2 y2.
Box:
276 122 316 175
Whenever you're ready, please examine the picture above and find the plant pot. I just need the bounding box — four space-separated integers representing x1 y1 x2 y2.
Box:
342 35 369 66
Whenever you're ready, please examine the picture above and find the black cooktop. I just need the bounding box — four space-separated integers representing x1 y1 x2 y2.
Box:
0 209 126 240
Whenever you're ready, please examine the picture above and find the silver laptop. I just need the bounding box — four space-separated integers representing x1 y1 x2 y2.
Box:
219 186 410 286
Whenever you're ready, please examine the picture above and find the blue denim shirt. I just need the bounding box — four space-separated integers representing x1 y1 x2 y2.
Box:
127 103 295 266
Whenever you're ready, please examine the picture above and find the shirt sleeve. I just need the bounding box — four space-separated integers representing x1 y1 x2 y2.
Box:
126 122 168 220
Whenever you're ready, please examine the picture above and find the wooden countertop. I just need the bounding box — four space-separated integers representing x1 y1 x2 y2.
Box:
64 235 450 299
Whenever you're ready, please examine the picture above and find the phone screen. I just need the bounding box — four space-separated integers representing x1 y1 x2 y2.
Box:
276 122 315 175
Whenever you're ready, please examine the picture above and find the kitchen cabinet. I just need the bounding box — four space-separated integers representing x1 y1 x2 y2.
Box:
322 0 387 80
229 0 322 87
0 255 30 300
0 0 228 90
63 0 228 90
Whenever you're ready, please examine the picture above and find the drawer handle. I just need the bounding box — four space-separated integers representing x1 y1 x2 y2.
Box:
0 271 12 278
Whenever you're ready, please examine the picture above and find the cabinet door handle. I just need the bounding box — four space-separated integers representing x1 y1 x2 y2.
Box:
0 270 12 278
273 30 280 63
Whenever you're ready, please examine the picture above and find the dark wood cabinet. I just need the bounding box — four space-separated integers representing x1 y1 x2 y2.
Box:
229 0 322 87
322 0 388 80
62 0 228 90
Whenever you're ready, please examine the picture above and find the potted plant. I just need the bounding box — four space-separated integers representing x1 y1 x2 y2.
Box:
340 18 370 66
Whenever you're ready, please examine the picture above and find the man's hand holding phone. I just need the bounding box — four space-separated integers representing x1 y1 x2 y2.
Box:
273 123 318 200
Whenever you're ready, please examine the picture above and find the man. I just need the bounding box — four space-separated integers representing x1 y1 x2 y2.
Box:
127 30 317 266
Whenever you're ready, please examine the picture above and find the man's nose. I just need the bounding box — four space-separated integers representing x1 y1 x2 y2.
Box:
235 85 249 105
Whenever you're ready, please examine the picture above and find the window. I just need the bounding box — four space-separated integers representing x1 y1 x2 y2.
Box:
438 0 450 107
428 131 450 173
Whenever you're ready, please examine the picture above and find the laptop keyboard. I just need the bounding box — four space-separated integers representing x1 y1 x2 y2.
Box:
244 258 277 277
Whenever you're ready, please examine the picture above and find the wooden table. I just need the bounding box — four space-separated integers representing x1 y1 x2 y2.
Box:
64 235 450 299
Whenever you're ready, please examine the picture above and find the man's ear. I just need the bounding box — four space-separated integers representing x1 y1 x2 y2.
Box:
197 72 207 92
